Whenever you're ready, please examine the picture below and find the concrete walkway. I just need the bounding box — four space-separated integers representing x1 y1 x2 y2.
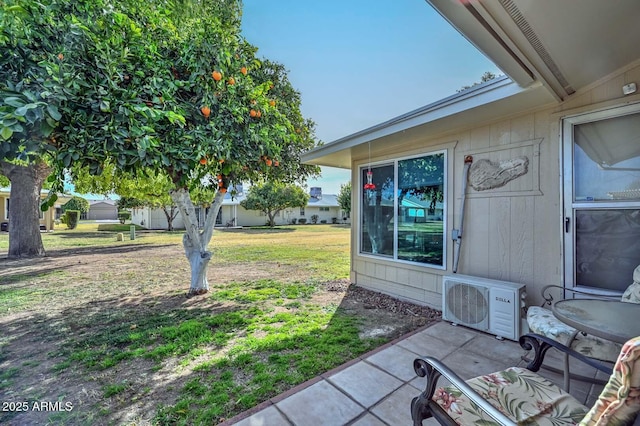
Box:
223 321 606 426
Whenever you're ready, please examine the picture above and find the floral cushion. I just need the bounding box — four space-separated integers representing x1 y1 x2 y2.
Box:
527 306 622 362
433 367 588 425
579 336 640 426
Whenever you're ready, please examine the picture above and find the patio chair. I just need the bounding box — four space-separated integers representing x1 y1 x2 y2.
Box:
411 333 640 426
526 265 640 387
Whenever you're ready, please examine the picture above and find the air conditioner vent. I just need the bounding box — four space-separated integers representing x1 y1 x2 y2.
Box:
442 274 526 341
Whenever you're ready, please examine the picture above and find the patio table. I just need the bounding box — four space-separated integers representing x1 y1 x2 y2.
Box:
552 299 640 345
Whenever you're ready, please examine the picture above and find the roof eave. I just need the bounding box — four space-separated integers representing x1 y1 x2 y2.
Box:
302 77 554 168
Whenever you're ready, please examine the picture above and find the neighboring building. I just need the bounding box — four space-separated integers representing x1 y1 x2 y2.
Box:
130 187 347 230
301 0 640 309
86 200 118 220
0 187 71 231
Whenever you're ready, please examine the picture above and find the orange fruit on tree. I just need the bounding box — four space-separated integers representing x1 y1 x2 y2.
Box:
250 109 257 118
200 106 211 118
240 67 247 76
265 158 273 167
227 77 235 85
256 110 262 118
274 160 280 167
199 158 207 165
57 53 64 60
269 100 276 107
219 187 227 194
212 71 222 81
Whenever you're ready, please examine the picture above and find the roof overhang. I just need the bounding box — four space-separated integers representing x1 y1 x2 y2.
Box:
428 0 640 100
302 76 555 168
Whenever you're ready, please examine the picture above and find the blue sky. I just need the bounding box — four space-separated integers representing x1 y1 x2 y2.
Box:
241 0 501 194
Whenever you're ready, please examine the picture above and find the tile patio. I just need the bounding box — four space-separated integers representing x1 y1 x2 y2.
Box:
222 321 606 426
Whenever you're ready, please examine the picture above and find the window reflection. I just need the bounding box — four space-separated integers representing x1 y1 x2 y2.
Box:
360 152 445 267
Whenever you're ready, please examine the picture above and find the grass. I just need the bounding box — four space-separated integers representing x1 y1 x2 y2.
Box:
0 222 407 425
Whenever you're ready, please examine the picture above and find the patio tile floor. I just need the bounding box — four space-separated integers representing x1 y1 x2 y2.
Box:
224 321 607 426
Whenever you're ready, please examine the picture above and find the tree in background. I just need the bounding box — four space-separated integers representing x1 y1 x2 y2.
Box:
0 175 8 186
0 0 319 293
75 165 190 231
457 71 500 92
337 181 351 220
61 196 89 215
240 182 309 227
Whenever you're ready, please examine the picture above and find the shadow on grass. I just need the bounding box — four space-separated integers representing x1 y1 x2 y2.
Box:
0 244 176 276
229 227 296 234
0 280 430 426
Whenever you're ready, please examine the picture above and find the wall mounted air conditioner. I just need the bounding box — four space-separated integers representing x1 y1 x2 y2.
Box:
442 274 527 341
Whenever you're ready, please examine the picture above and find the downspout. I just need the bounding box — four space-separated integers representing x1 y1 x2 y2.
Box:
452 155 473 273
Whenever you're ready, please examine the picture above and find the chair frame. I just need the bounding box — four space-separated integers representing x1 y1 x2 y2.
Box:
410 333 613 426
538 284 620 307
533 285 621 390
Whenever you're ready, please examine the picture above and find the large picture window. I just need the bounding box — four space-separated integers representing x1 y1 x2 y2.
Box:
360 151 446 268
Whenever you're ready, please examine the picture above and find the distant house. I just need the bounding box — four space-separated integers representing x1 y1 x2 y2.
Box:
86 200 118 221
0 186 71 231
130 187 348 230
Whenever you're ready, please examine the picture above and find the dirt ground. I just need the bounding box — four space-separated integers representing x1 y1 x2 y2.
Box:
0 245 441 425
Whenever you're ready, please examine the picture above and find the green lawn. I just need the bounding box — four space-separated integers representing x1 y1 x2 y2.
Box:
0 223 419 425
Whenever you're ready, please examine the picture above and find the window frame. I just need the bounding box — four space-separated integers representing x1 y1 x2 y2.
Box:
562 103 640 294
357 149 448 270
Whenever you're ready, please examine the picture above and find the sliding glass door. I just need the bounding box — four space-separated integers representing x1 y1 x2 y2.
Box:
563 105 640 293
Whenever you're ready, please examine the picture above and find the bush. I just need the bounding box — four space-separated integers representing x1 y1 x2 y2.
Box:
331 217 338 224
298 218 307 224
291 218 297 224
320 220 327 224
118 211 131 224
310 214 319 224
61 210 80 230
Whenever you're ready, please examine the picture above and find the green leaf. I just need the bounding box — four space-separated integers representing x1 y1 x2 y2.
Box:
0 127 13 140
47 105 62 121
4 97 25 108
100 100 111 112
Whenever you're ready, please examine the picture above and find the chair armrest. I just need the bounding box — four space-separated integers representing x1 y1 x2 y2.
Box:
540 285 620 307
519 333 613 375
411 356 517 426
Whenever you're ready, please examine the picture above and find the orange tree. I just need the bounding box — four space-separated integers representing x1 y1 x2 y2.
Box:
0 0 319 292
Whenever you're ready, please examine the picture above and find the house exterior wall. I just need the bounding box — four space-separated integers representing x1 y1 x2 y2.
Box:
87 202 118 220
351 61 640 309
1 192 59 231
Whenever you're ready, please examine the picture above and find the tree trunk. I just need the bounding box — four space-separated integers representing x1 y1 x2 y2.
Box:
161 205 179 231
0 161 51 259
170 188 224 295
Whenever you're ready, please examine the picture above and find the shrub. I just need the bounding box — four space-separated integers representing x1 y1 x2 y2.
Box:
61 210 80 230
118 211 131 224
298 218 307 224
291 218 297 224
331 217 338 224
320 220 327 224
310 214 319 224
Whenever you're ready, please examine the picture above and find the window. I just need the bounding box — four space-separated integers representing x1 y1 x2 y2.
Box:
299 207 305 216
563 106 640 292
319 207 329 212
360 151 446 267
